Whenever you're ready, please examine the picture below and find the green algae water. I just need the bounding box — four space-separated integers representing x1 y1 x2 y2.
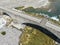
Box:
22 7 57 17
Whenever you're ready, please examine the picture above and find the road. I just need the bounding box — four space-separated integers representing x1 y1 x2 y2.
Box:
0 7 60 44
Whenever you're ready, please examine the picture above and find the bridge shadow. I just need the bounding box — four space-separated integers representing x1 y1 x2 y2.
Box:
22 23 60 43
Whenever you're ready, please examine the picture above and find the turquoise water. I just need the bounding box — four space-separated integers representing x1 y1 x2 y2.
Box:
50 0 60 15
22 0 60 21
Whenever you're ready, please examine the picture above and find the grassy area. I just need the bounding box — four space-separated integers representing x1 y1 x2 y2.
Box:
1 31 6 35
24 12 45 19
20 26 56 45
15 6 24 10
48 18 60 26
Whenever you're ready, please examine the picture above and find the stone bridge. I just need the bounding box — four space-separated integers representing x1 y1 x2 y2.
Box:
0 7 60 44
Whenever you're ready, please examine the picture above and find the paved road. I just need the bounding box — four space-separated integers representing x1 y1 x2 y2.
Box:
46 21 60 32
0 7 42 24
